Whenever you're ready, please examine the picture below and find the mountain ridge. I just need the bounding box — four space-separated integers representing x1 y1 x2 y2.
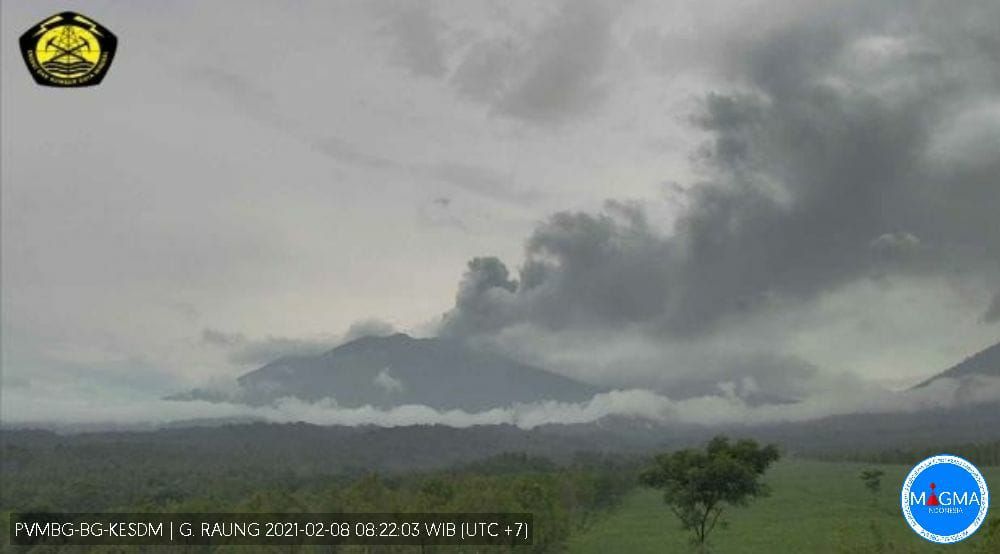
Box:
176 333 604 410
912 339 1000 388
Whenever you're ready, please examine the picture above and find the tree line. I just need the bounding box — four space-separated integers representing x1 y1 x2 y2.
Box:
819 439 1000 466
1 447 637 553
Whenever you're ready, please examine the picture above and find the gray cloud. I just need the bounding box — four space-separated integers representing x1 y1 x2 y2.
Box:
985 291 1000 324
5 0 999 425
441 1 1000 343
203 318 397 367
379 2 448 78
188 65 289 131
428 163 540 205
343 319 398 342
310 137 540 207
201 329 334 366
870 232 921 256
450 0 618 123
441 201 674 336
442 257 520 334
8 375 1000 430
191 65 539 209
373 368 405 394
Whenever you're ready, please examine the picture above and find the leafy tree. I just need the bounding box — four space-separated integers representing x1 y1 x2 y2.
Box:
419 477 456 509
640 436 780 549
858 469 884 500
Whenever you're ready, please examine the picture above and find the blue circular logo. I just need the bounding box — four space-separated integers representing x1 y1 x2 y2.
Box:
901 454 989 544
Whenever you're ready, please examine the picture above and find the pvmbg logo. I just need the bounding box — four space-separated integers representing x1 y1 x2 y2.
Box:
901 454 989 544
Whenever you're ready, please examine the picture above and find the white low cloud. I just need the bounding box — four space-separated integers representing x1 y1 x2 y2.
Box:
5 376 999 431
373 367 405 393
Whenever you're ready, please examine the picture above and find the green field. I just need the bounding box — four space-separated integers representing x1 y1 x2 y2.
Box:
569 460 999 553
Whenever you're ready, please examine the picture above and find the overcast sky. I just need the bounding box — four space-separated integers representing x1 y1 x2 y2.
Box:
3 0 999 423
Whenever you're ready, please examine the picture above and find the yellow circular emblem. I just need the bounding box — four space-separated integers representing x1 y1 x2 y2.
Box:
19 12 117 87
34 24 102 79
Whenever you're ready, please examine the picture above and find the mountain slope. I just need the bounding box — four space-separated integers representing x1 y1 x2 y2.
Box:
912 339 1000 388
191 333 603 410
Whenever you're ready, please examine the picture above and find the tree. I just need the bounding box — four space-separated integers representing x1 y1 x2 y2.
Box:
640 436 780 549
859 469 884 500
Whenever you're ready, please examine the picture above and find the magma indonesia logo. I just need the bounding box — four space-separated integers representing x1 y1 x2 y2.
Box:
901 454 989 544
19 12 117 87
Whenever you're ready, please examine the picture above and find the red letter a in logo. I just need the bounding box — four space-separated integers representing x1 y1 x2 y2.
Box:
927 483 940 506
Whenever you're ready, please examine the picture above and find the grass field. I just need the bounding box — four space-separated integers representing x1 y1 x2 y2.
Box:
568 459 999 553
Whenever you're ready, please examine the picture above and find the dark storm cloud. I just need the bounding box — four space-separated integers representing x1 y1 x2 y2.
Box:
441 1 1000 339
442 201 674 335
443 257 519 334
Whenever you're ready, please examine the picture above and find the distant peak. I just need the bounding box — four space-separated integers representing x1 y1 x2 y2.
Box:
360 332 415 343
332 332 419 353
343 331 412 343
911 338 1000 389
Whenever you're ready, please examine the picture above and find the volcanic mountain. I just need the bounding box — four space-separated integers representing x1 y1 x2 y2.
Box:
177 333 603 410
912 339 1000 388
